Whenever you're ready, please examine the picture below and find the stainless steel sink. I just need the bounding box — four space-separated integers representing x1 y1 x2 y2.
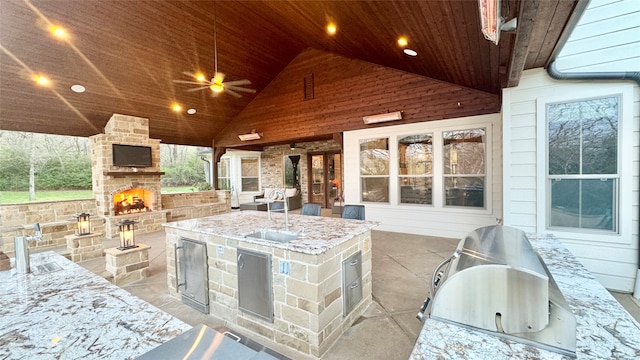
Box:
245 229 298 243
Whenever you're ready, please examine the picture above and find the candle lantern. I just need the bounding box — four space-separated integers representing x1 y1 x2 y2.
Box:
76 212 91 236
117 219 138 250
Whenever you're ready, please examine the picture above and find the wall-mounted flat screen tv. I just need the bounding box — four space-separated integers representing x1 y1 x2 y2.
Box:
112 144 152 167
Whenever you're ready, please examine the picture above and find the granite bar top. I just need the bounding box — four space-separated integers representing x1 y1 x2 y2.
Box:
163 211 378 255
0 252 190 360
410 233 640 359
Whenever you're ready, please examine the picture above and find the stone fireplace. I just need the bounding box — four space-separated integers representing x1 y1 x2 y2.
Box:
90 114 167 238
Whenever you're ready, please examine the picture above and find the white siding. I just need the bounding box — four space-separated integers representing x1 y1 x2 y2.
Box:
343 114 502 239
502 68 639 291
555 0 640 72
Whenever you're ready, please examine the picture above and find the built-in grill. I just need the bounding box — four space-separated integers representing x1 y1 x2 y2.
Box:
417 225 576 357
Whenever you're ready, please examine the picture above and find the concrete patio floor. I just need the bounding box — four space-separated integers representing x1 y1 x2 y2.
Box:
77 212 640 359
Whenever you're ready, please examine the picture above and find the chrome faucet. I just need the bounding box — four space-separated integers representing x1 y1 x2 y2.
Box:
266 189 291 232
14 223 42 274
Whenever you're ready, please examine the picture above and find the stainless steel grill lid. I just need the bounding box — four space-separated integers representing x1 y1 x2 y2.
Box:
418 225 576 357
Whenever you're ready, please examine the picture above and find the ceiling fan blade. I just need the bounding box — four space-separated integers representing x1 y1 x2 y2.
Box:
225 88 242 98
224 79 252 86
186 85 210 92
226 85 256 93
182 71 197 78
173 80 209 85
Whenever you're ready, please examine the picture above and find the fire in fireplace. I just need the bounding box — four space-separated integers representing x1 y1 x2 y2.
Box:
114 188 153 215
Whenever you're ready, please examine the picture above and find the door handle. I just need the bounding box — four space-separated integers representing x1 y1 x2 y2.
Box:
174 244 185 290
238 254 244 269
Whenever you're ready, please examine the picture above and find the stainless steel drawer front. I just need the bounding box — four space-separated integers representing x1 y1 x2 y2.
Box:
343 251 363 316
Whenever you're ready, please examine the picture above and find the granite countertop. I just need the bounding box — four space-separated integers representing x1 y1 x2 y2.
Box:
163 211 378 255
0 252 190 360
410 233 640 359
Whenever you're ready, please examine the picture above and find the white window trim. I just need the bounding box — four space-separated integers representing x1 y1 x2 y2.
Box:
535 84 634 245
353 115 495 214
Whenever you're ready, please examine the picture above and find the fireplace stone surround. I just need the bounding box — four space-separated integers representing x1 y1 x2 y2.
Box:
90 114 166 238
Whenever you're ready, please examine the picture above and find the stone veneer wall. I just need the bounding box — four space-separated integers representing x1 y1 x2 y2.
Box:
0 199 104 257
163 191 231 222
260 140 341 203
165 228 372 358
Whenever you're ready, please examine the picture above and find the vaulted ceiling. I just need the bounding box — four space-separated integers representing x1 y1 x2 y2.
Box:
0 0 579 147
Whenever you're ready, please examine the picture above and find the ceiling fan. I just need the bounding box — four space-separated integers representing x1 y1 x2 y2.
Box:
173 2 255 98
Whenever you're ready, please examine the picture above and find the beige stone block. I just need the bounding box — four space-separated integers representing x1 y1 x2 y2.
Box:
222 271 237 289
285 294 297 307
317 256 341 283
272 283 286 303
280 304 310 328
316 323 343 357
66 237 79 249
219 285 235 298
125 260 149 272
312 298 341 332
323 287 341 308
320 272 341 298
237 316 275 340
298 298 322 314
288 251 320 265
289 261 307 281
215 292 237 310
287 277 320 302
275 331 310 355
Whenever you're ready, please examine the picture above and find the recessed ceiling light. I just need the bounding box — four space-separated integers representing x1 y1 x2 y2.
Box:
172 103 182 112
195 73 206 82
326 23 337 35
397 37 408 47
50 26 67 39
34 75 50 86
403 48 418 57
71 84 86 93
187 108 196 115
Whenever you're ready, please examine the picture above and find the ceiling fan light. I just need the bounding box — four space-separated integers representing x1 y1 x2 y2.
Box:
210 83 224 93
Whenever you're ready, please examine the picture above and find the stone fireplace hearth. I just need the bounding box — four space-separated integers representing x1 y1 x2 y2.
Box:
90 114 167 238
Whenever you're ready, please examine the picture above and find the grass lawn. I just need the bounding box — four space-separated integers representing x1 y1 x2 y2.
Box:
0 186 197 204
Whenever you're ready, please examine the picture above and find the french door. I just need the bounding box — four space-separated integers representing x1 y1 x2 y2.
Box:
308 152 342 208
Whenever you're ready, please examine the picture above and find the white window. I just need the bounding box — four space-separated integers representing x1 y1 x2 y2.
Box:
360 138 389 203
443 129 486 208
217 157 231 190
240 157 259 192
398 134 433 205
546 96 620 232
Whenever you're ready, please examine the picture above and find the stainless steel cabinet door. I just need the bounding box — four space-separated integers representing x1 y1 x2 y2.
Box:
237 248 273 322
178 238 209 313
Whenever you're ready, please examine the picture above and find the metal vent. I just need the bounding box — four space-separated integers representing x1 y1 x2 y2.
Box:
303 73 314 100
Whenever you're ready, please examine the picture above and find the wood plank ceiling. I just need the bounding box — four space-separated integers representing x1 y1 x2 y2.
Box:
0 0 578 147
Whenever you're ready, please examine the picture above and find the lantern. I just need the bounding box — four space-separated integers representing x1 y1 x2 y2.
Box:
117 219 137 250
76 212 91 236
